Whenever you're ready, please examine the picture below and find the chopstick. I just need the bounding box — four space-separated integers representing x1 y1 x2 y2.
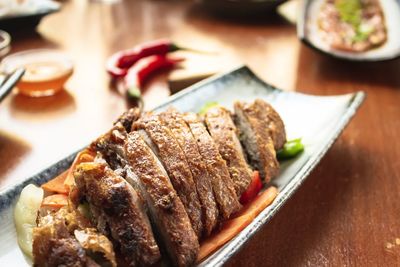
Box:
0 68 25 103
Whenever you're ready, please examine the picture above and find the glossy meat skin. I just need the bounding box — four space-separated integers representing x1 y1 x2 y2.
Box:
74 162 161 267
234 100 281 182
183 113 241 220
160 107 219 236
133 114 203 238
205 106 253 196
124 131 199 267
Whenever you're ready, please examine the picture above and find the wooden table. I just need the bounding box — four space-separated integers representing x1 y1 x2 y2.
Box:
1 0 400 266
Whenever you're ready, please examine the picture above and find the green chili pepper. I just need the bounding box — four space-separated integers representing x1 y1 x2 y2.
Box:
277 138 304 160
198 101 219 116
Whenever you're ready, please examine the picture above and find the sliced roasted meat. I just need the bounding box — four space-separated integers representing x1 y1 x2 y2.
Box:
160 107 219 236
205 106 253 196
33 207 116 267
234 99 281 182
124 131 199 267
91 123 129 171
252 99 286 150
74 162 161 267
113 107 141 133
133 114 203 238
183 113 241 220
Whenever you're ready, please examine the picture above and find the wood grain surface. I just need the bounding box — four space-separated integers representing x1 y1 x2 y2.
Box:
1 0 400 266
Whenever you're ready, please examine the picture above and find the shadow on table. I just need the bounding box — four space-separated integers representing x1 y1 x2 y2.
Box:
226 139 374 266
0 131 31 185
295 45 400 92
7 30 59 52
9 89 76 122
185 3 289 27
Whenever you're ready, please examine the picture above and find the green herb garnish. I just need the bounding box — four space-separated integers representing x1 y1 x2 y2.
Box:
335 0 372 42
336 0 362 28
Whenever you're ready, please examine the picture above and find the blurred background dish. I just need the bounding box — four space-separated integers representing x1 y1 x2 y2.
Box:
1 49 73 97
200 0 288 17
298 0 400 61
0 0 60 31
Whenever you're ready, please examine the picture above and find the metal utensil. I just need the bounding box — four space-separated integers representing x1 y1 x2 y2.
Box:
0 68 25 102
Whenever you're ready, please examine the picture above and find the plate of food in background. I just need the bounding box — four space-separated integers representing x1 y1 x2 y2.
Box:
298 0 400 61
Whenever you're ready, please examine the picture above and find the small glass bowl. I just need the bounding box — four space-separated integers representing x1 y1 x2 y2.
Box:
1 49 74 97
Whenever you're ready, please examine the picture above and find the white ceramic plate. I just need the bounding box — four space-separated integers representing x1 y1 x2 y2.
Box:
0 65 365 266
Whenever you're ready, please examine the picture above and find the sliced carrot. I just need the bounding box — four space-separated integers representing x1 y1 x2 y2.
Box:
64 149 96 189
234 186 278 220
197 186 278 263
41 194 69 209
198 214 253 261
41 170 69 194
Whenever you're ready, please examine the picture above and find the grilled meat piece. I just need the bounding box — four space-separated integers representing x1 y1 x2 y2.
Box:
251 99 286 150
160 107 219 236
183 113 241 220
124 131 199 267
205 106 253 196
91 123 129 171
234 99 281 182
133 114 203 238
74 162 161 267
33 207 116 267
113 107 141 133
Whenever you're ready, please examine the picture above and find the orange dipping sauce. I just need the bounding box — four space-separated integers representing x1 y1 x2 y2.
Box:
1 49 74 97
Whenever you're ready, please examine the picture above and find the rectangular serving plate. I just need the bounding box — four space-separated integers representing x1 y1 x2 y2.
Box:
0 65 365 267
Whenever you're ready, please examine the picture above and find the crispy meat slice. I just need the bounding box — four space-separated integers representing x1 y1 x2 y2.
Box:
74 162 161 267
124 131 199 267
252 99 286 150
33 207 116 267
133 114 203 238
233 99 281 182
183 113 241 220
91 123 129 171
90 123 146 201
113 107 141 133
160 107 219 236
205 106 253 196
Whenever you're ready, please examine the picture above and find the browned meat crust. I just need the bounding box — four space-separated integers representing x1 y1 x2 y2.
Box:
205 106 253 196
33 237 87 267
124 131 199 267
33 207 116 267
113 107 141 133
253 99 286 150
133 114 203 238
183 113 241 220
74 162 161 267
160 107 219 236
91 123 129 171
234 100 280 182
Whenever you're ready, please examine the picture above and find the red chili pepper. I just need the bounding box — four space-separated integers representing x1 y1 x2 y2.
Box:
240 171 263 205
123 55 184 100
106 39 181 78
